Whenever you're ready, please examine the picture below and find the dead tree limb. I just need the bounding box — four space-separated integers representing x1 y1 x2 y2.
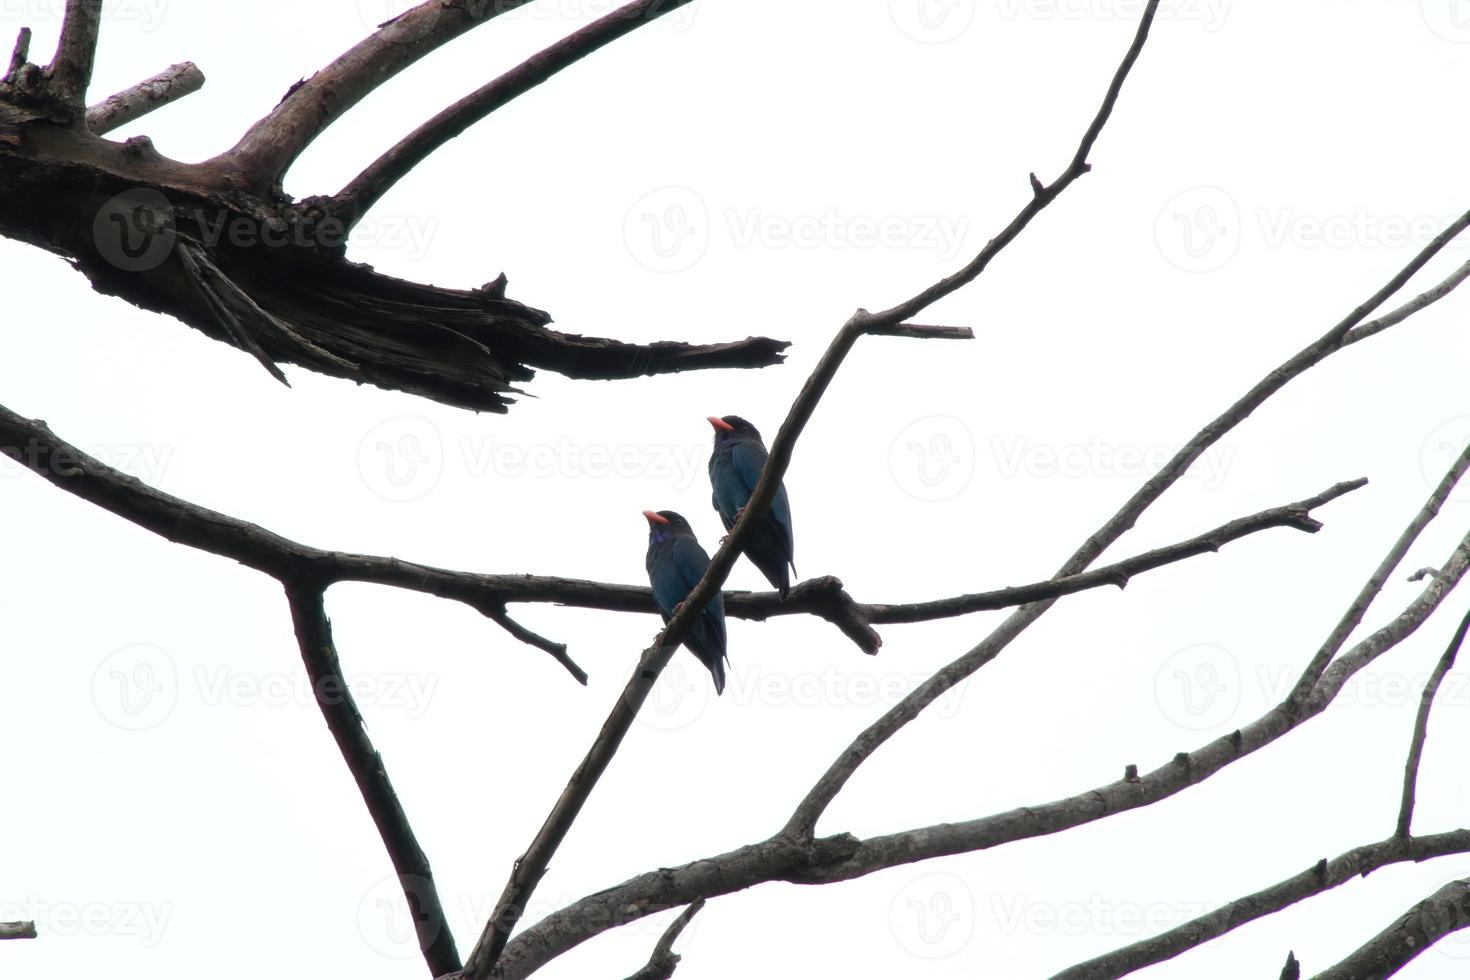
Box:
42 0 101 107
0 403 1349 664
1050 831 1470 980
0 921 36 940
86 63 206 135
336 0 698 227
1313 879 1470 979
0 0 785 412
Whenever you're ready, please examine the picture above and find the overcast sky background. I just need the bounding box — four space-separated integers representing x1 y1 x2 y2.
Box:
8 1 1470 977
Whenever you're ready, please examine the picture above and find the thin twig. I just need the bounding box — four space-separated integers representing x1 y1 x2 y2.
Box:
336 0 698 226
1050 831 1470 979
484 605 586 685
460 320 970 980
86 62 205 134
623 899 706 980
284 583 460 978
868 0 1161 325
1313 879 1470 979
42 0 101 106
1395 605 1470 837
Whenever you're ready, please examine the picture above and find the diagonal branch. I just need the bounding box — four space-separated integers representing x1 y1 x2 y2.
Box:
1395 604 1470 837
285 583 460 978
43 0 101 107
459 318 972 980
623 899 705 980
86 62 206 135
336 0 698 226
213 0 538 186
1314 878 1470 979
1050 831 1470 980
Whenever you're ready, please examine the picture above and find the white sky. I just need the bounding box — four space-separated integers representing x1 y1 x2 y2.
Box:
7 1 1470 977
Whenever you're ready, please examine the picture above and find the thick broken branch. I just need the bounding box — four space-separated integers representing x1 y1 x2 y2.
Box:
43 0 101 107
285 584 460 978
1051 831 1470 980
87 62 206 135
0 921 36 940
1396 605 1470 837
1314 879 1470 979
337 0 698 225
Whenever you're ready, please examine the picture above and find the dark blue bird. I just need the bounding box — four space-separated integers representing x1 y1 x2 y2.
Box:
707 415 796 596
644 509 729 695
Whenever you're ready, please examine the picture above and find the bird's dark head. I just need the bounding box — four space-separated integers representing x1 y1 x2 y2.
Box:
708 415 762 441
644 509 693 540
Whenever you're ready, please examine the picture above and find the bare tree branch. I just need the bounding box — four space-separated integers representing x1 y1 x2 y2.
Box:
86 62 205 135
1050 831 1470 979
214 0 537 186
285 583 460 978
0 402 1337 668
622 899 705 980
1396 606 1470 837
4 27 29 83
337 0 697 225
1280 951 1301 980
1313 878 1470 979
42 0 101 107
461 319 972 979
0 921 35 940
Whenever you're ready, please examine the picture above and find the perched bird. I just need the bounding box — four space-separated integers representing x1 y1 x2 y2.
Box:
643 509 729 695
707 415 797 596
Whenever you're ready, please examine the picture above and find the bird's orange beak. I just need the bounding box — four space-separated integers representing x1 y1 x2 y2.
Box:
643 510 670 525
708 416 734 432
